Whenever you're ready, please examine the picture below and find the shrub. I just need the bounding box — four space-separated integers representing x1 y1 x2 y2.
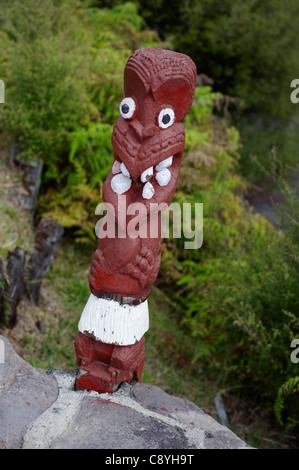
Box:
34 1 160 239
0 0 91 175
0 1 161 240
157 86 299 429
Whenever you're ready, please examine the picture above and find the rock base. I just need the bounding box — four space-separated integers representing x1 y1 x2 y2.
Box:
0 335 252 449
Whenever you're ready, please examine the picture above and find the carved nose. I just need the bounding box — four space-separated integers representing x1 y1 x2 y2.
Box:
129 120 157 142
142 125 157 139
129 119 143 141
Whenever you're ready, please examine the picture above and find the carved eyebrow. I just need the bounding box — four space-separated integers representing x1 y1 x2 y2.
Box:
124 69 150 96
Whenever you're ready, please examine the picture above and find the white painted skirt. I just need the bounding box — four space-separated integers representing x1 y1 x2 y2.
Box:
78 293 149 345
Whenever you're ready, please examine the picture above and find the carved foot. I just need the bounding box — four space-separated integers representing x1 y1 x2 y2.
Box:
74 332 145 393
76 362 120 394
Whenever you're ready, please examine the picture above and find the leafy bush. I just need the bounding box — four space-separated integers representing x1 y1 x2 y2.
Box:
36 2 160 239
111 0 299 181
0 1 161 239
275 377 299 431
157 85 299 430
0 0 91 174
38 122 114 242
125 0 299 120
0 0 158 171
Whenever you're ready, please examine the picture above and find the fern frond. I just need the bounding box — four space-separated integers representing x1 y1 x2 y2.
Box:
274 376 299 425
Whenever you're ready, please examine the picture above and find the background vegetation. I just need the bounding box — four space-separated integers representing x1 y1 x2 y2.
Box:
0 0 298 448
96 0 299 181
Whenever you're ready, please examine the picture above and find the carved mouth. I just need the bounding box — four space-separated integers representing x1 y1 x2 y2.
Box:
109 118 185 199
111 119 184 179
110 153 177 199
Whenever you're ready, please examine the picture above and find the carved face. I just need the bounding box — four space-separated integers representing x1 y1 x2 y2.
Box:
108 48 196 202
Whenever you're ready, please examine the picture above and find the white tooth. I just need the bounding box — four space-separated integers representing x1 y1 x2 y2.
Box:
156 168 171 187
142 181 155 199
140 166 153 183
111 173 132 194
120 162 131 178
112 160 121 175
155 156 173 171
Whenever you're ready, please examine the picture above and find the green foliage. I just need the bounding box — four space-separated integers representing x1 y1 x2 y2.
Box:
0 0 91 171
38 122 115 243
157 84 299 429
38 163 100 244
129 0 299 120
0 0 161 240
68 123 114 187
83 2 158 125
0 0 159 175
274 377 299 430
123 0 299 182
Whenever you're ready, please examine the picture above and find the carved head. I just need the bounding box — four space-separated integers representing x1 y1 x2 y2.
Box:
111 47 197 184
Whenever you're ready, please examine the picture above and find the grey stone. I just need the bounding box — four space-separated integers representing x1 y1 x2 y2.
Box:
130 382 250 449
0 335 58 449
52 394 187 449
0 335 252 449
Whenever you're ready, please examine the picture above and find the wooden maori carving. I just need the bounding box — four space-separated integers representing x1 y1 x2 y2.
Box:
75 47 197 393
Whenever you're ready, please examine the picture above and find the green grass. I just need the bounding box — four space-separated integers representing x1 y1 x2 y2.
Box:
0 204 18 219
22 240 91 370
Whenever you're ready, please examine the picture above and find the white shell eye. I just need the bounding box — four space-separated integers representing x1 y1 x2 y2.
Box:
158 108 175 129
119 97 137 119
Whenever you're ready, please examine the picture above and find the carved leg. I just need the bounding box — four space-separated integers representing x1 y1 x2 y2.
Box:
74 332 145 393
109 335 145 384
74 331 113 367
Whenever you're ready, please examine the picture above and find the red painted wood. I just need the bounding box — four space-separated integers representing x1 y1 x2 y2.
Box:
75 333 145 393
75 47 197 393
